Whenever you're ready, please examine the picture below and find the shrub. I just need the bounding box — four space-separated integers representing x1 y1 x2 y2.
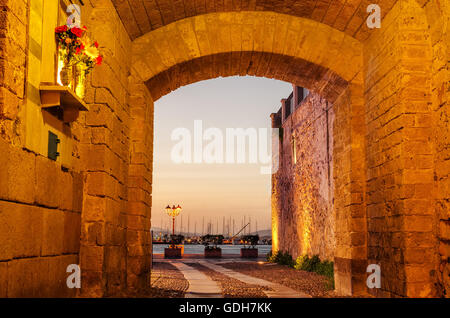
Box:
242 235 259 248
267 250 295 268
295 254 334 290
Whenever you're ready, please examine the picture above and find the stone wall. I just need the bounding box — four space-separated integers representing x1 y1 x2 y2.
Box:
331 82 367 296
272 89 335 261
76 2 154 297
0 137 82 297
0 0 448 298
0 0 81 297
427 0 450 298
0 0 27 145
363 0 438 297
0 0 154 297
272 0 449 297
125 76 154 294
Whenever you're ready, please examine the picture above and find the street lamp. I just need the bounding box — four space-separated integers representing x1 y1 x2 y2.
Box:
165 204 182 247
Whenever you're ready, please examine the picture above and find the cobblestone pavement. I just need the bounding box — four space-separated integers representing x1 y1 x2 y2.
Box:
148 262 189 298
149 260 336 298
188 262 271 298
220 262 336 298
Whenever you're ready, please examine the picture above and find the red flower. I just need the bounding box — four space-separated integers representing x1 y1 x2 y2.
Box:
96 56 103 65
76 47 81 55
70 27 84 37
55 25 68 33
94 41 99 48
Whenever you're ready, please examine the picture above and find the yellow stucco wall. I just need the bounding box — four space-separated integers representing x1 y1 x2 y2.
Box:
24 0 74 168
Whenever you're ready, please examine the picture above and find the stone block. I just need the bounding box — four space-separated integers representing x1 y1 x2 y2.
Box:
0 262 7 297
104 246 122 272
127 201 149 217
41 208 64 256
0 201 14 261
80 246 104 272
403 247 434 264
0 86 20 119
127 215 148 231
82 195 106 222
72 172 84 212
80 270 104 297
7 257 45 297
81 221 105 246
58 171 73 211
7 145 35 204
406 282 433 298
63 212 81 254
440 221 450 240
86 171 117 198
439 241 450 259
0 201 43 259
104 223 123 246
403 215 433 232
35 155 60 208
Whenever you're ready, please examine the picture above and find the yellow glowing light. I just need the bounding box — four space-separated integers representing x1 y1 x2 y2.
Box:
271 209 279 253
57 57 64 86
301 204 312 254
74 67 85 98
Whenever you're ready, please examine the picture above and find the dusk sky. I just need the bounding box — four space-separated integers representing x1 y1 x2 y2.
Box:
151 76 293 235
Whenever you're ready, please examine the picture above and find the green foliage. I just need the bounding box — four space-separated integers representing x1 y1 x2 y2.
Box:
170 234 184 245
266 250 295 268
267 252 335 289
205 245 221 250
242 235 259 247
201 234 224 247
295 254 334 290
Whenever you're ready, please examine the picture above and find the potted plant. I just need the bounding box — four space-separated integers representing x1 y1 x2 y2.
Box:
202 235 223 258
240 235 259 258
164 234 184 259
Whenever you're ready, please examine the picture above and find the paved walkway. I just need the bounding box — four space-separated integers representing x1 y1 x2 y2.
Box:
197 260 311 298
162 259 312 298
170 261 222 298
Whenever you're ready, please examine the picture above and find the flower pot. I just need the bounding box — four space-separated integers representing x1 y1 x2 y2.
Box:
73 65 86 99
240 248 258 258
204 248 222 258
164 247 182 259
60 64 73 87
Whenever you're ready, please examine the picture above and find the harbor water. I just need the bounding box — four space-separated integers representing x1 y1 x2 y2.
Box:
153 244 272 255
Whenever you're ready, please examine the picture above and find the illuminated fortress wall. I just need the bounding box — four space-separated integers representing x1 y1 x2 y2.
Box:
271 88 335 262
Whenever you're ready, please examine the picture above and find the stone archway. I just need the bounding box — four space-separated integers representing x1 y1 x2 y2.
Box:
0 0 447 299
126 10 367 296
118 0 448 297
